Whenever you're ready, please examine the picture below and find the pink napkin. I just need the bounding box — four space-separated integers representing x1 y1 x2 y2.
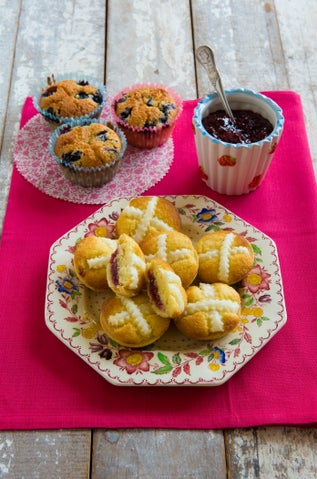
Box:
0 92 316 430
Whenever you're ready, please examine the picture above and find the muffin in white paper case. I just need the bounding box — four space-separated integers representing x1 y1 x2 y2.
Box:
193 88 284 195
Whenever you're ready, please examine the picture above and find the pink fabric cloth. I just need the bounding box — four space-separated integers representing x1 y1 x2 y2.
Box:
0 92 316 430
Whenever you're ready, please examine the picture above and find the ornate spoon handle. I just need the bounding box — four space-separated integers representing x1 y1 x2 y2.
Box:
196 45 235 121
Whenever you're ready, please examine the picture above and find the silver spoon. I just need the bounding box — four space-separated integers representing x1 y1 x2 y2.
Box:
196 45 235 121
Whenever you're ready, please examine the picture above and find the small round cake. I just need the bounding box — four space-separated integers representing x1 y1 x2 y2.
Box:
107 234 146 297
111 83 182 148
140 230 198 288
115 196 182 243
145 258 187 319
195 230 254 284
100 293 170 348
174 282 241 340
50 120 126 187
35 76 106 128
73 236 117 291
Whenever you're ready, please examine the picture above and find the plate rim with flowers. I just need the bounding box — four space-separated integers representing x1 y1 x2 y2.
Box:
45 195 287 386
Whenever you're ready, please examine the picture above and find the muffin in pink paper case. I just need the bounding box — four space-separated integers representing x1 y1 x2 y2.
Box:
33 73 107 130
49 118 127 187
193 88 284 195
111 83 183 149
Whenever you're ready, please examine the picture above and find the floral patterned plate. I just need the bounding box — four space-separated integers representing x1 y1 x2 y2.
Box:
45 195 287 386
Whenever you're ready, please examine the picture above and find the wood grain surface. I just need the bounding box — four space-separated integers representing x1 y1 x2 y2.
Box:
0 0 316 477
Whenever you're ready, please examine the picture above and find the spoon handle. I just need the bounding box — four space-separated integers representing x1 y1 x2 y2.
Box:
196 45 234 121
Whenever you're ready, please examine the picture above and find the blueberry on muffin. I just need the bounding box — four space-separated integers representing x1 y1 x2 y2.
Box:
50 120 126 187
111 83 182 148
35 75 106 128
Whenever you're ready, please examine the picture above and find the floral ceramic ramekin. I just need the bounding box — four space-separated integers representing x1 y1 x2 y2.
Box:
193 88 284 195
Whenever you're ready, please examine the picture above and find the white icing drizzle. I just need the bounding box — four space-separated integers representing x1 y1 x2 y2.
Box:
199 250 218 260
108 297 151 336
169 248 192 261
185 283 239 333
151 217 174 232
156 234 168 260
86 239 117 270
108 311 130 326
218 232 234 283
131 197 158 243
232 246 250 255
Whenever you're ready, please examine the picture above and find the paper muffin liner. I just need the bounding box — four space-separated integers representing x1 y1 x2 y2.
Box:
111 82 183 149
193 89 284 195
49 118 127 187
33 73 107 130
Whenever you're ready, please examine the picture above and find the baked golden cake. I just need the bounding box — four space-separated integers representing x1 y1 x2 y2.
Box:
115 196 182 243
111 83 182 148
100 293 170 348
140 231 198 288
174 282 241 340
35 76 106 128
145 258 187 318
106 234 146 297
73 236 117 291
195 230 254 284
50 120 126 187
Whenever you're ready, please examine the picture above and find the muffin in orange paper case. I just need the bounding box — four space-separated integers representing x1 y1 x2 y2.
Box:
111 83 183 149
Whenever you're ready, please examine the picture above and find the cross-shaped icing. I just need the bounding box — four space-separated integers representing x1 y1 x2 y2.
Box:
108 297 151 336
199 232 250 282
185 283 240 333
144 233 193 263
124 197 174 242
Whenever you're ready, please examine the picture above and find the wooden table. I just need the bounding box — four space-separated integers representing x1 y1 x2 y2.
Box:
1 1 316 477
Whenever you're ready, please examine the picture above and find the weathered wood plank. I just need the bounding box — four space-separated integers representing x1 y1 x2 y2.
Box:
191 0 289 95
106 0 196 100
0 430 91 479
0 0 21 229
225 427 317 479
0 0 20 138
91 429 227 479
275 0 317 175
0 0 107 233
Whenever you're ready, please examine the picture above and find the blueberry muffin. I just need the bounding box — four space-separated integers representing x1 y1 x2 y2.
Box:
50 119 127 187
111 83 182 148
34 75 106 129
174 282 241 340
100 293 171 348
115 196 182 243
195 230 254 285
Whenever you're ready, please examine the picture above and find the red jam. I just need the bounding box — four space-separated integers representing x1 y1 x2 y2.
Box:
110 250 119 286
202 109 273 144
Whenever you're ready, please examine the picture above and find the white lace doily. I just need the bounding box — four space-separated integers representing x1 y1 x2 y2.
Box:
14 103 174 204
